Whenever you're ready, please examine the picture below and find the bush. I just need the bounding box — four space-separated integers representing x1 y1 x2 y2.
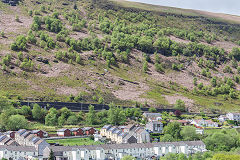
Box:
174 99 185 112
11 35 27 51
20 59 34 71
155 63 164 72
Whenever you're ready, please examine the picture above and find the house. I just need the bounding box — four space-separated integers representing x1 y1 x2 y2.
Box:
100 125 112 137
82 127 96 135
42 141 207 160
143 113 162 122
57 129 71 137
226 113 240 122
170 120 191 126
191 119 218 128
0 145 38 160
0 135 18 146
94 134 103 142
70 128 84 136
32 130 45 138
4 131 15 139
146 121 163 133
100 124 151 144
218 115 228 123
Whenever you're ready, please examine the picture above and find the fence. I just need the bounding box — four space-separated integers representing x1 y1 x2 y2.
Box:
20 101 176 112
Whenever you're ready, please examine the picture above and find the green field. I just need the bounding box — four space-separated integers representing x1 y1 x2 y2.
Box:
46 138 104 146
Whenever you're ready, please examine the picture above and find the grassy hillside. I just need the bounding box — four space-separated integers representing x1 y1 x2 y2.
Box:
1 0 240 113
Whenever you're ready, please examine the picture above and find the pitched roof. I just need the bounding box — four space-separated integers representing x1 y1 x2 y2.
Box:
57 128 70 132
102 125 112 129
22 131 31 138
17 129 27 135
143 113 162 117
32 137 41 144
0 135 7 142
45 140 205 152
82 127 94 131
70 128 82 132
0 145 37 152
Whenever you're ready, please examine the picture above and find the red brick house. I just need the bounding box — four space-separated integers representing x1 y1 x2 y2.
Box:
31 130 44 138
70 128 84 136
57 129 71 137
82 127 96 135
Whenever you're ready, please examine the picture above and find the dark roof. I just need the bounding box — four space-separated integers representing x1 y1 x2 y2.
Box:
0 135 7 142
22 131 31 138
102 125 112 129
0 145 37 152
17 129 27 135
32 137 41 144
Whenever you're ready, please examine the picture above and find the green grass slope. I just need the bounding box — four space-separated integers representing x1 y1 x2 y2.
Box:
0 0 240 113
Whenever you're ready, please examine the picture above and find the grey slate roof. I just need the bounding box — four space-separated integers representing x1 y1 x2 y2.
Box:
17 129 27 135
82 127 94 131
143 113 162 117
57 128 70 132
0 145 37 152
102 125 112 129
45 140 205 153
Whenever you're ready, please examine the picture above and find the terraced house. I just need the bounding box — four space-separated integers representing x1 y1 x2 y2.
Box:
100 124 150 144
42 141 207 160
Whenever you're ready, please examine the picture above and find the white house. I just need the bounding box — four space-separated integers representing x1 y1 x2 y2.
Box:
218 115 228 123
191 119 218 128
146 121 163 133
143 113 162 122
226 113 240 122
42 141 206 160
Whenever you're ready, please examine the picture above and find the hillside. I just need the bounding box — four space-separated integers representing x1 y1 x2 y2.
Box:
1 0 240 113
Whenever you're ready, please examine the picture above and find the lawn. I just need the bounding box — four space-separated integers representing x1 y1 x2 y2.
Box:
46 138 103 146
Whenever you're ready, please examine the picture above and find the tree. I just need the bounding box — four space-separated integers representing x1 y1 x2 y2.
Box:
45 108 58 126
66 115 78 125
32 103 45 122
7 114 28 131
160 134 174 142
48 149 55 160
160 153 188 160
180 126 199 141
108 103 126 125
58 115 65 126
203 132 238 151
148 107 157 113
86 105 96 125
121 155 136 160
163 122 182 140
174 99 185 112
211 154 240 160
20 105 32 119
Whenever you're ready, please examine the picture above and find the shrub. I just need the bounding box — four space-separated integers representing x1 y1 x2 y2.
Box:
155 63 164 72
20 59 34 71
15 15 20 22
0 31 4 37
11 35 27 51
